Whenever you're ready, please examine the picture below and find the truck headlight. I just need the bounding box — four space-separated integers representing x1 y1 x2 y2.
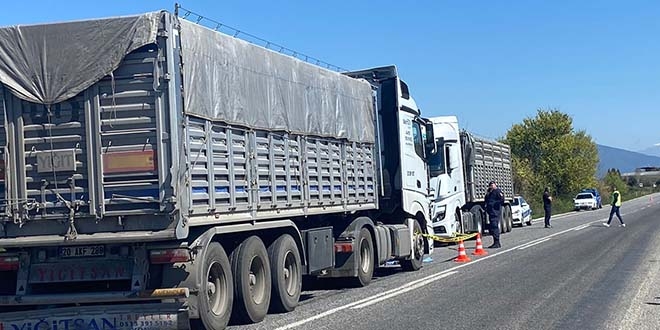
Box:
433 205 447 222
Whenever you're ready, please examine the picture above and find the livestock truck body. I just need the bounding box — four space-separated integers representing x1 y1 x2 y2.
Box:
427 116 515 237
0 11 436 330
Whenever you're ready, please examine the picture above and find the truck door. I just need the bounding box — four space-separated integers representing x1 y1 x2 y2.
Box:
393 78 430 219
398 110 429 204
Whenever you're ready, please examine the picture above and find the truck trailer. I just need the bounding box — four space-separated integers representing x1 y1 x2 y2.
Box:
0 11 436 330
427 116 515 237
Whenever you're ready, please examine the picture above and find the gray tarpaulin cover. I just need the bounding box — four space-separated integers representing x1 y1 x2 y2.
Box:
179 19 375 143
0 12 161 105
0 11 374 142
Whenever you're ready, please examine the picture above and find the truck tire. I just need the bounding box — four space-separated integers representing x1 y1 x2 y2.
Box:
505 206 513 232
267 234 302 313
192 242 233 330
230 236 272 324
402 220 424 271
469 205 484 235
351 227 375 286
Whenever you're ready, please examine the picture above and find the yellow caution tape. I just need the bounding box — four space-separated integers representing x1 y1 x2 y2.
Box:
419 231 478 243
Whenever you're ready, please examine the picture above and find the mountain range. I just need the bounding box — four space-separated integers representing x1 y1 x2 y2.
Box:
638 144 660 157
597 144 660 177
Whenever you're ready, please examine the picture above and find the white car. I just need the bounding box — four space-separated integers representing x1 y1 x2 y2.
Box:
574 192 598 211
511 196 533 226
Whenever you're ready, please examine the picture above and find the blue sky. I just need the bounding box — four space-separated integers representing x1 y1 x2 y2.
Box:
2 0 659 151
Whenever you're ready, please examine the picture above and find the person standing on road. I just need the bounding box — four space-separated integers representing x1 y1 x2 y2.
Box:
543 187 553 228
485 181 504 248
604 186 625 227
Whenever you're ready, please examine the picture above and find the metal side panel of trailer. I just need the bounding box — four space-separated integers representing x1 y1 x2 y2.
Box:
183 116 377 226
463 132 514 201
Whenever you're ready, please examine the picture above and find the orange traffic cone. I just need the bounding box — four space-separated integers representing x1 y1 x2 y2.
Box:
454 240 472 263
472 233 488 256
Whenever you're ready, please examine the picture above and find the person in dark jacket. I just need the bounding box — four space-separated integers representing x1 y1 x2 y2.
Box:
485 181 504 248
543 187 553 228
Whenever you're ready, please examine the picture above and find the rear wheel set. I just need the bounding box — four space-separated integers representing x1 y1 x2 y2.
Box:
194 234 303 329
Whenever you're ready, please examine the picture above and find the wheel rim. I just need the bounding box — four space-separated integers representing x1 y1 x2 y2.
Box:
207 261 229 316
412 228 424 260
283 250 299 296
249 255 267 304
359 237 371 273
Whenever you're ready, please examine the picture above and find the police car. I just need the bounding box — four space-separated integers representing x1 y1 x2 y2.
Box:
574 192 598 211
511 195 533 226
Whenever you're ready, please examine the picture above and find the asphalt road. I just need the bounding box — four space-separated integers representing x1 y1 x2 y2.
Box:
229 193 660 330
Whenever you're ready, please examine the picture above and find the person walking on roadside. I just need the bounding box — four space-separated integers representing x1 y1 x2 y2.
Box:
543 187 553 228
485 181 504 248
603 186 625 227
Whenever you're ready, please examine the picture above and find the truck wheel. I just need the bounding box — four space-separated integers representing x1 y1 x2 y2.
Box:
192 242 233 330
402 220 424 271
268 234 301 313
469 205 484 234
505 206 513 232
231 236 272 324
454 211 463 235
351 227 375 286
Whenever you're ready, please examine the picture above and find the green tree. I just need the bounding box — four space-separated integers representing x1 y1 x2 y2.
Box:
503 109 599 201
603 168 628 194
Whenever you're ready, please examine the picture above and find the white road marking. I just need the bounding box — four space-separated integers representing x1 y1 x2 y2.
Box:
573 224 590 231
277 206 652 329
274 269 460 330
350 271 458 309
518 238 552 250
515 237 549 249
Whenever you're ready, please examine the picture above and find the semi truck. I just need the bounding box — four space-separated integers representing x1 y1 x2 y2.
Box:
427 116 515 238
0 10 437 330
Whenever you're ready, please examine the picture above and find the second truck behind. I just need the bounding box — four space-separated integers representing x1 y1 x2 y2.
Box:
428 116 515 238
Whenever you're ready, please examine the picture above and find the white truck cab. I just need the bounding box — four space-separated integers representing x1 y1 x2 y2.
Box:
426 116 515 237
427 116 468 235
346 66 437 250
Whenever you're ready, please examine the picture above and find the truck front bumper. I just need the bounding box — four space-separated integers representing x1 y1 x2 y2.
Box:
0 302 190 330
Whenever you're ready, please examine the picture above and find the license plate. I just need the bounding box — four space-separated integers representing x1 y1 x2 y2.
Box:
37 149 77 173
29 260 132 283
59 245 105 258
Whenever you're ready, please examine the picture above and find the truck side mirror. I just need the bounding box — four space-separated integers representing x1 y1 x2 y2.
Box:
448 144 460 170
424 122 436 156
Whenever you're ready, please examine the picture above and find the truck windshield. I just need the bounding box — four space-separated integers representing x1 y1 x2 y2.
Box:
428 143 446 176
